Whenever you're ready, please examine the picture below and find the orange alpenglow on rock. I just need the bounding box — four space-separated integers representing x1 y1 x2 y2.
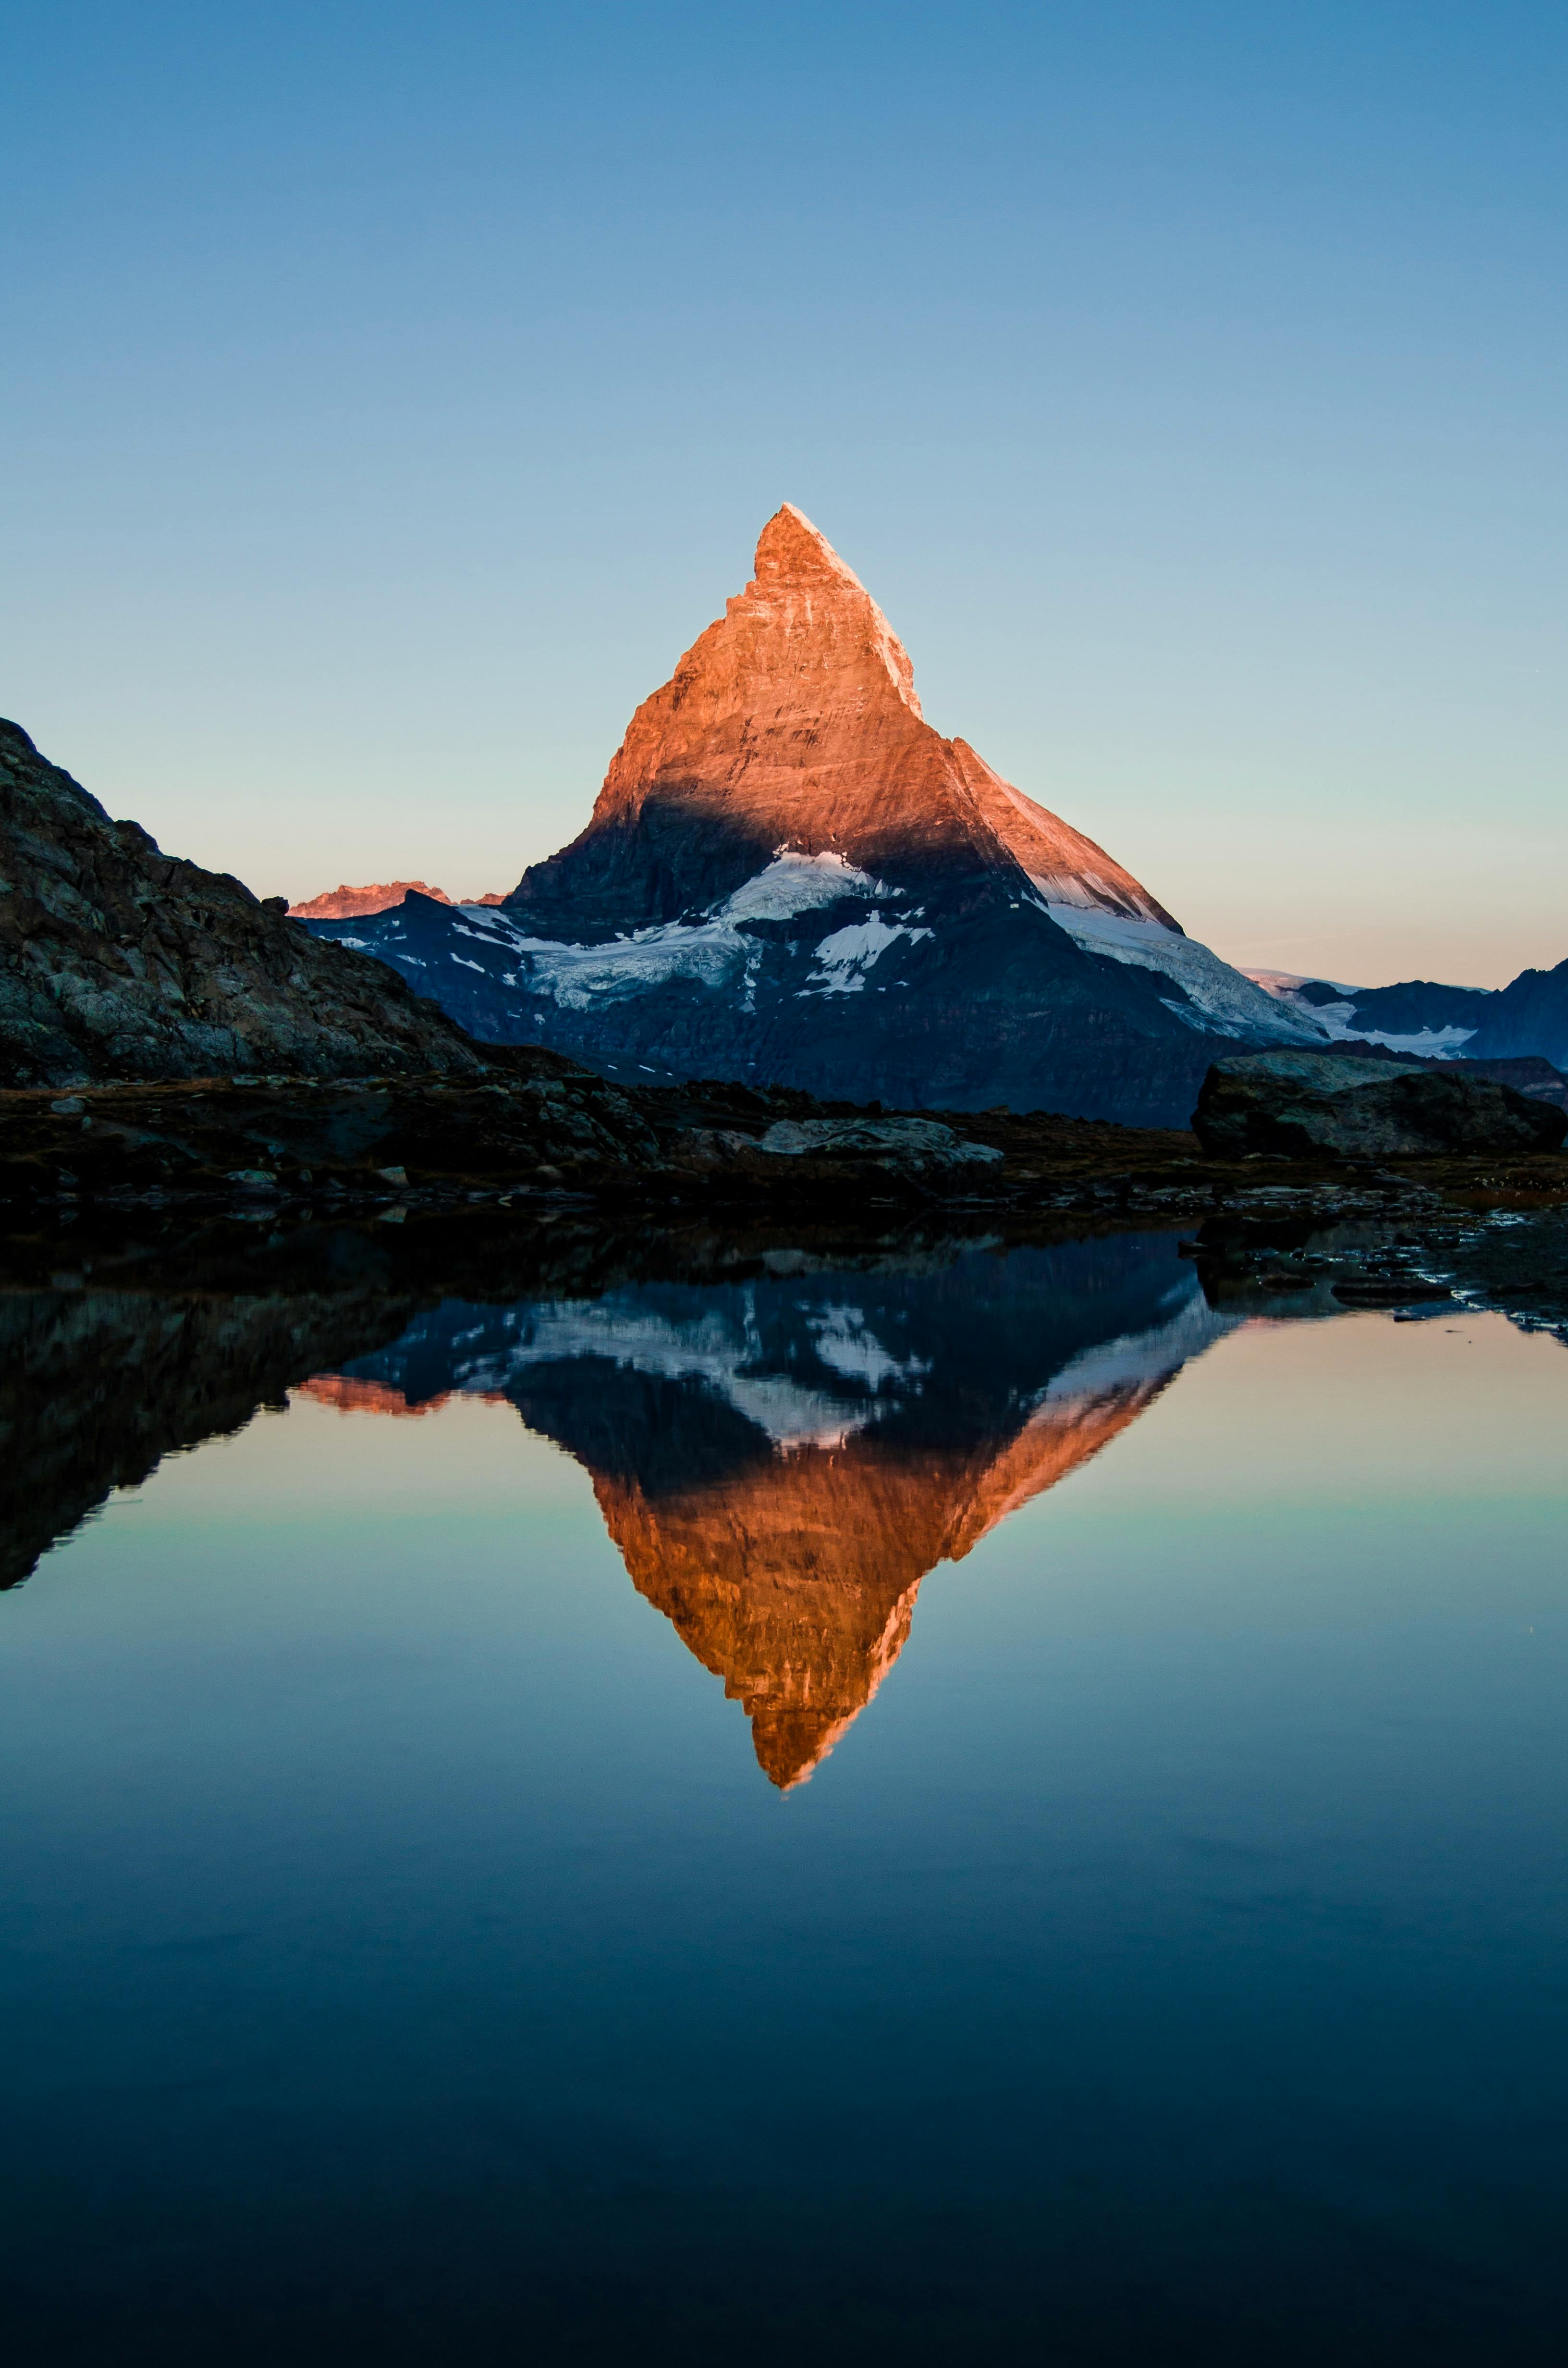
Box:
304 1363 1169 1791
523 501 1178 927
289 883 506 918
592 1376 1172 1791
294 1236 1240 1785
295 503 1323 1120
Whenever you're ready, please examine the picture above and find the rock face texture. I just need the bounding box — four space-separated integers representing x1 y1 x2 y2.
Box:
307 508 1323 1123
312 1234 1233 1787
0 720 492 1085
1193 1049 1568 1157
290 883 506 918
1463 957 1568 1070
517 503 1180 936
1453 1055 1568 1116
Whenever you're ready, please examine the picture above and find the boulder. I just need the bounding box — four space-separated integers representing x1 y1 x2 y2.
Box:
1455 1054 1568 1115
756 1116 1004 1174
1192 1049 1568 1158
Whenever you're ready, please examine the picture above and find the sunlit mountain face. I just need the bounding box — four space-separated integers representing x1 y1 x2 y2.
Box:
302 1235 1236 1787
303 506 1323 1122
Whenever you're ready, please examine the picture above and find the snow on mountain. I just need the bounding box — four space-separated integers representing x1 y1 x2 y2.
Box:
1048 907 1326 1042
1242 966 1492 1057
304 508 1327 1121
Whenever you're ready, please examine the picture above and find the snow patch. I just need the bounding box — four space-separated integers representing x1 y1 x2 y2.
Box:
1040 1281 1236 1407
1044 904 1329 1044
805 914 932 995
433 1294 891 1452
1242 967 1361 998
442 856 895 1012
718 850 887 923
1311 1010 1477 1057
1022 861 1164 925
1238 967 1478 1057
808 1305 931 1394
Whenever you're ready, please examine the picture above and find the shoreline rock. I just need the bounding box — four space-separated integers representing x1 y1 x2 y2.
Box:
1193 1049 1568 1159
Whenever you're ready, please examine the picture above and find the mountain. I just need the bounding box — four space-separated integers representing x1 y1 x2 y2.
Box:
290 881 507 918
1462 957 1568 1069
0 719 492 1085
306 507 1324 1123
306 1233 1236 1788
1244 968 1495 1055
1248 958 1568 1070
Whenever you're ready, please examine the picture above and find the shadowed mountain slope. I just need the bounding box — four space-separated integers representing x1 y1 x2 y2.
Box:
1464 956 1568 1070
307 510 1322 1122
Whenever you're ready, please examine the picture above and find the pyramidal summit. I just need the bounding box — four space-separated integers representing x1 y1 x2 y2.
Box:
306 505 1324 1122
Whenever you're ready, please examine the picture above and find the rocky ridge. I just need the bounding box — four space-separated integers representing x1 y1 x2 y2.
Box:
0 720 494 1086
1465 955 1568 1069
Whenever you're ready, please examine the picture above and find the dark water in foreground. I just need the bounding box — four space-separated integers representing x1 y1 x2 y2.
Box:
3 1226 1568 2362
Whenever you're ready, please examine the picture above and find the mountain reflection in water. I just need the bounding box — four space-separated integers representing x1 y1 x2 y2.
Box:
301 1235 1236 1786
17 1218 1567 2364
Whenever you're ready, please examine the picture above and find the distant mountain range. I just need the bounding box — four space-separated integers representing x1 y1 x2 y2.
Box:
1246 963 1568 1073
303 506 1328 1125
290 881 507 918
9 501 1564 1118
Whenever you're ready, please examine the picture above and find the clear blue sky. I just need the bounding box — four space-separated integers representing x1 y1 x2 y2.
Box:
3 1 1564 986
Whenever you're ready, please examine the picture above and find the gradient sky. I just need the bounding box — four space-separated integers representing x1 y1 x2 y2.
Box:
3 1 1564 987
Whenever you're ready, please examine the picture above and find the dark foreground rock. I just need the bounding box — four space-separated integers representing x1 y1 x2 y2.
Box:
0 1069 1181 1216
0 719 492 1086
1456 1054 1568 1115
8 1060 1568 1256
1194 1049 1568 1158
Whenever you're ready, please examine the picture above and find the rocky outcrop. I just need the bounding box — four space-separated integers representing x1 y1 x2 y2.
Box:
1193 1049 1568 1157
0 720 495 1086
1454 1055 1568 1115
0 1068 668 1206
751 1115 1003 1176
290 883 506 918
306 509 1323 1122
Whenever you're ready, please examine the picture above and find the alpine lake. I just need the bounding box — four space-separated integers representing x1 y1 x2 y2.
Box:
4 1199 1568 2365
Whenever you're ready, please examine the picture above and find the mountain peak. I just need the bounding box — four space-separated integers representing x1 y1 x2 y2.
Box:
728 502 920 716
514 503 1187 929
752 502 865 592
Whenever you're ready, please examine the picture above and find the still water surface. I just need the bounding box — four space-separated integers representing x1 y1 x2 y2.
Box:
3 1229 1567 2361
